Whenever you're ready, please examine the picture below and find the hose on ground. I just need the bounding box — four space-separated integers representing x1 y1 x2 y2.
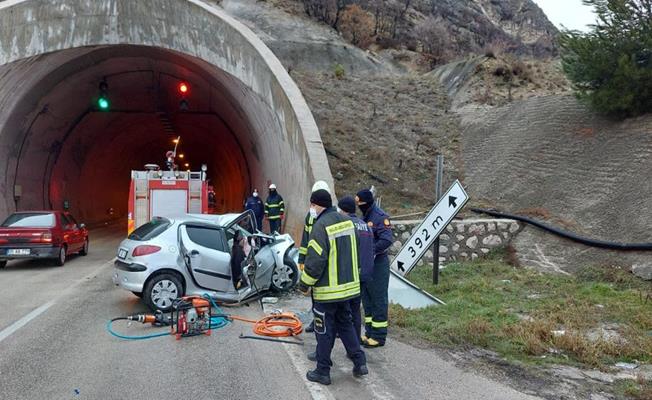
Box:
470 208 652 251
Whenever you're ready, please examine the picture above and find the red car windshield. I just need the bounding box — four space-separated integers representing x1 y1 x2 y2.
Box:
1 213 56 228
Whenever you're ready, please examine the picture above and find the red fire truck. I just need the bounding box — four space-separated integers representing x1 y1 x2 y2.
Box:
127 164 209 234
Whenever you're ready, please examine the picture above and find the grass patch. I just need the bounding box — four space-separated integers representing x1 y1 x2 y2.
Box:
614 378 652 400
390 252 652 369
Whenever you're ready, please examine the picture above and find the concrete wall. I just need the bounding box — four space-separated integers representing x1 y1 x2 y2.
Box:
390 218 523 267
0 0 332 238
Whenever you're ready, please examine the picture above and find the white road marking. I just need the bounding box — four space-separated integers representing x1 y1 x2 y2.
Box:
283 341 336 400
0 300 56 343
0 258 115 344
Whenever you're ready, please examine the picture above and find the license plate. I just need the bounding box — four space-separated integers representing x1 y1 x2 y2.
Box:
118 249 128 259
7 249 30 256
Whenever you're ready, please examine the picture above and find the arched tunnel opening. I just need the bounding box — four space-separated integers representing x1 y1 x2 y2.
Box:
3 45 274 227
0 0 333 240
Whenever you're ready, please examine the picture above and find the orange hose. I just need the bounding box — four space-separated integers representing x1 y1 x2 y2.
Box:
230 313 303 338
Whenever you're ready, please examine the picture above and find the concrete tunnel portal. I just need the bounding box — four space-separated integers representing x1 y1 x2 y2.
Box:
0 0 333 238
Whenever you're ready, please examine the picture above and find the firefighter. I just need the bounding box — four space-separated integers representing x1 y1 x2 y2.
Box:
338 196 374 341
264 184 285 234
165 151 176 171
298 189 368 385
356 188 393 348
244 189 264 231
299 180 332 334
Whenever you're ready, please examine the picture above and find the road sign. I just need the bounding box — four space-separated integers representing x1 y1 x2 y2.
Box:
391 180 469 276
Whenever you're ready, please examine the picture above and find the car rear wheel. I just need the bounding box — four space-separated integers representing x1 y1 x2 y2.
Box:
79 239 89 256
0 261 6 269
144 273 183 312
271 254 299 292
55 246 66 266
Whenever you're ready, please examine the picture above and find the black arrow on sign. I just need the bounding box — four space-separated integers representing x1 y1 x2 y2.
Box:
449 195 458 208
397 261 405 272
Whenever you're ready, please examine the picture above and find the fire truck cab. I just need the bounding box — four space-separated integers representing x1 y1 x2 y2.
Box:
128 164 208 234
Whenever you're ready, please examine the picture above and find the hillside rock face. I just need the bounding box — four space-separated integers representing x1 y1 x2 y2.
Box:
416 0 558 57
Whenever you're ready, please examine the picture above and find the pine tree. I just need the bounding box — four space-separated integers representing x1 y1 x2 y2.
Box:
559 0 652 118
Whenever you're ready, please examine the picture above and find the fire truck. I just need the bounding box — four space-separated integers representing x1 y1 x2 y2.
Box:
127 164 209 234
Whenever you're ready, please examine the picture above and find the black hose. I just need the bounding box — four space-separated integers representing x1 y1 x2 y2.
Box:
470 208 652 251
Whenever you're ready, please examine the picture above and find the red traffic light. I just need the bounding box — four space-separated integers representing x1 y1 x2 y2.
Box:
178 82 189 94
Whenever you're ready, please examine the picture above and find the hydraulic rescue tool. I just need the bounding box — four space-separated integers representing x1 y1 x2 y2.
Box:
107 294 303 343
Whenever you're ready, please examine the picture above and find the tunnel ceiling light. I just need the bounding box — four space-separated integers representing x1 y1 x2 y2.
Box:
184 163 189 167
178 154 184 159
178 82 189 94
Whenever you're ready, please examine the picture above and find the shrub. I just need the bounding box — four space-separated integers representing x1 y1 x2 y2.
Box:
338 4 375 48
559 0 652 118
333 63 345 79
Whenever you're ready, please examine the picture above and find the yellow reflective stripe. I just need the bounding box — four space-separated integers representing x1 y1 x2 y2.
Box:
308 240 323 256
313 280 359 294
350 234 359 283
325 220 355 236
299 247 307 255
268 215 281 220
267 204 282 208
313 286 360 301
301 272 318 286
371 320 388 328
304 225 312 233
329 239 337 287
365 317 373 323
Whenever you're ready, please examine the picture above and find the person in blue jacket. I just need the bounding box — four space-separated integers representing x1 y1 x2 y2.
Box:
356 188 393 348
244 189 264 231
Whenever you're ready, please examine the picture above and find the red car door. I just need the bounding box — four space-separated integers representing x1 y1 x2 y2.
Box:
66 213 85 250
60 213 79 252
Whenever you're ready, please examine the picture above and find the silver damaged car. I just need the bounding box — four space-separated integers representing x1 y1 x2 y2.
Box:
112 211 299 311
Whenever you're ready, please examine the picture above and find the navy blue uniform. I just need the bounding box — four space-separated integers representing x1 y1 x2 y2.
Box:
244 196 264 231
265 192 285 233
361 204 393 344
349 213 375 341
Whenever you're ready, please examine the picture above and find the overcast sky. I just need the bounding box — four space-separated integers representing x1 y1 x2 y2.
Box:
532 0 597 31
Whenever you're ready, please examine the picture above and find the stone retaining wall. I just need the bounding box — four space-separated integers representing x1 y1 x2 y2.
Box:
390 218 523 267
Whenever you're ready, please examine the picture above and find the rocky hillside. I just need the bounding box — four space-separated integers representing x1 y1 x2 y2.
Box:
411 0 558 57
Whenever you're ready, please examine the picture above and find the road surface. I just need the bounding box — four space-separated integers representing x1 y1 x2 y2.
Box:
0 225 541 400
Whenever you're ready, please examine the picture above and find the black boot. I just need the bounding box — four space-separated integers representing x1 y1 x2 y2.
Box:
353 364 369 377
306 370 331 385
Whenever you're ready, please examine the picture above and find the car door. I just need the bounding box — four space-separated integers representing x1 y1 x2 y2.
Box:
59 214 78 252
65 213 84 250
179 224 233 292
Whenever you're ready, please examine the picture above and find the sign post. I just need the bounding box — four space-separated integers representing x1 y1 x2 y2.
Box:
391 180 469 277
433 155 443 284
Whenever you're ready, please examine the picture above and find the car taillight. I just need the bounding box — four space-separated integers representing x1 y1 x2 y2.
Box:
41 233 53 243
132 245 161 257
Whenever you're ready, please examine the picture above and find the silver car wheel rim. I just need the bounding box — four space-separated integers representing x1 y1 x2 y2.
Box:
151 280 178 309
59 248 65 263
272 264 293 288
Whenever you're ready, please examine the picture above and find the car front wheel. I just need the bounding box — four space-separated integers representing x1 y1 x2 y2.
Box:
144 273 183 312
271 254 299 292
55 246 66 266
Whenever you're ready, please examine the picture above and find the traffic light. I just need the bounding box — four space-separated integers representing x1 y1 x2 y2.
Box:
97 80 109 111
178 81 189 110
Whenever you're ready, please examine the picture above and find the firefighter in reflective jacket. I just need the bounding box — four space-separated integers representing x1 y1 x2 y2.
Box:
264 184 285 234
356 188 393 348
297 189 368 385
298 180 332 334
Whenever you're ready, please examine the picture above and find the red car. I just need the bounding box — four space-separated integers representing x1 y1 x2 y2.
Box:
0 211 89 268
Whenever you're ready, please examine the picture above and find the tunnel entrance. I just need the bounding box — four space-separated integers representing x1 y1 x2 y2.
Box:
0 0 334 239
31 45 254 224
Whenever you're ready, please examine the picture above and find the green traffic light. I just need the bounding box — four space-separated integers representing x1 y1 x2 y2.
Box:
98 97 109 110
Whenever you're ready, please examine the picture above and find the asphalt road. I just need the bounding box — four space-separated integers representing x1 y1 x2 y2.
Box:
0 226 542 400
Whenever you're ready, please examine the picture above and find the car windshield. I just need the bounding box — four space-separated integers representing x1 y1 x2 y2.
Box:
1 213 55 228
128 218 171 241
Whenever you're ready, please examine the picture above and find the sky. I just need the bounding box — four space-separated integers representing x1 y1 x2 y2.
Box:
532 0 598 31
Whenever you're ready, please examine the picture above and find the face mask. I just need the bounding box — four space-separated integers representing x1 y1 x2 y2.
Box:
358 203 371 215
253 192 258 197
309 207 319 219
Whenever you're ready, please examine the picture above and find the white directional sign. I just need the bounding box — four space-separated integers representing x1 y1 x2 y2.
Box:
391 180 469 276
